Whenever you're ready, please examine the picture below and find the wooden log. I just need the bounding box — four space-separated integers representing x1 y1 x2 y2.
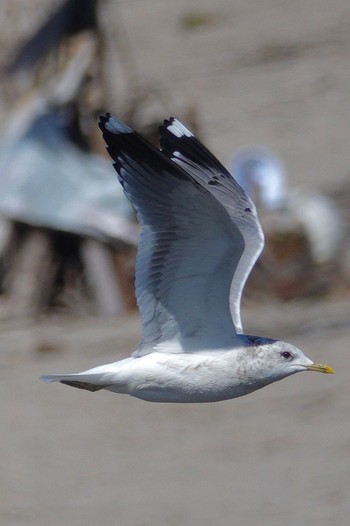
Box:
6 226 57 317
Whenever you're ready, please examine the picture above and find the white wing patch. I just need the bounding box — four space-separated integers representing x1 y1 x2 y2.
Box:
105 115 133 134
166 120 193 138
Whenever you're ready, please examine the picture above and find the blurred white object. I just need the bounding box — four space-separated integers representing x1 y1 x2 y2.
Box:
231 148 287 210
230 148 344 266
0 109 138 246
288 189 343 265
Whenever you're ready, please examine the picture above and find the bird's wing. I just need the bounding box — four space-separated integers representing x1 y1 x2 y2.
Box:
99 114 263 356
159 118 264 334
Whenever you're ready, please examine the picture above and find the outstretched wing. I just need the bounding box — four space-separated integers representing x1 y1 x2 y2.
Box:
99 114 263 356
159 118 264 334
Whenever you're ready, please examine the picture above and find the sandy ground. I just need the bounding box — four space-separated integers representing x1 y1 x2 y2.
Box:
0 298 349 526
1 1 350 525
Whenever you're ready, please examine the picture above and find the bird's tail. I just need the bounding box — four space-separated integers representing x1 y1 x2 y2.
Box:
41 373 108 392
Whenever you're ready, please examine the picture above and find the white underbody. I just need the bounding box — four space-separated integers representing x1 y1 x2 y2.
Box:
44 342 300 403
111 353 270 402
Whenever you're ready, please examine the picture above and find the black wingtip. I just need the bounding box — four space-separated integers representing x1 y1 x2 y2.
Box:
98 113 110 133
99 112 110 122
159 117 176 133
162 117 175 126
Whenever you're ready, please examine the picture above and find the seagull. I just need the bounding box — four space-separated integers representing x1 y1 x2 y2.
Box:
41 115 333 402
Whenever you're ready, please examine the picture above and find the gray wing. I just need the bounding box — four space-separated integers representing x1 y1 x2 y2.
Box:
99 115 263 356
159 118 264 334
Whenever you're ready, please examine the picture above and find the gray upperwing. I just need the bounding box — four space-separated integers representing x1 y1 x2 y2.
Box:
99 115 246 355
159 118 264 333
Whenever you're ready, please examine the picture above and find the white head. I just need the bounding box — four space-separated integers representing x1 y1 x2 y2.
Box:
241 338 334 387
270 341 333 378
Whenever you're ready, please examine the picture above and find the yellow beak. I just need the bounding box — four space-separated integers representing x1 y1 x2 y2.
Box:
304 362 334 374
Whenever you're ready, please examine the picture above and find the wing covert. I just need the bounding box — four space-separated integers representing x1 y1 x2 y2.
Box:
159 118 264 333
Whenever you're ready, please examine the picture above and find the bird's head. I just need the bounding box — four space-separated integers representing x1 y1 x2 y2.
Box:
260 340 334 381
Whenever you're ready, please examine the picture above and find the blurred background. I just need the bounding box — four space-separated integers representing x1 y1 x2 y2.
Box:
0 1 349 525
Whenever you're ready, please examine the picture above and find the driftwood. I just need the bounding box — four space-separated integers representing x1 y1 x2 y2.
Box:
5 226 57 317
1 222 136 318
0 1 200 320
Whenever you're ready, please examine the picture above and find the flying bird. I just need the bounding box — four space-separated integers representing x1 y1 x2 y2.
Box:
41 115 333 402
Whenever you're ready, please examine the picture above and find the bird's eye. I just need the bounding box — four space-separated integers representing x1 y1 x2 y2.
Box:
281 351 293 361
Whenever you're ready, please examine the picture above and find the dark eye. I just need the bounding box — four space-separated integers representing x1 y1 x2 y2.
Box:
281 351 293 361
